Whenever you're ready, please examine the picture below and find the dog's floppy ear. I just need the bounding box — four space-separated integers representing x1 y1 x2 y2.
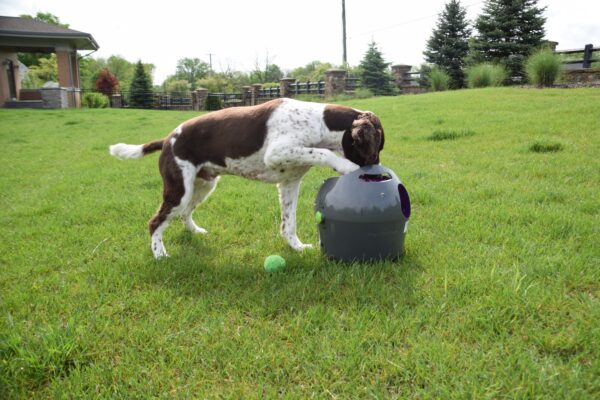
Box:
350 112 383 166
351 112 372 144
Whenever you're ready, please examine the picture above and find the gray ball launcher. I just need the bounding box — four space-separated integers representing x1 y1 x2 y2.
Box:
315 164 411 262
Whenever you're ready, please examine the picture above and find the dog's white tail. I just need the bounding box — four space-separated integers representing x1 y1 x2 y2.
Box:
109 143 144 160
109 139 165 160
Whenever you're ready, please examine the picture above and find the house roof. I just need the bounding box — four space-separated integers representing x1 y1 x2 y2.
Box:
0 16 99 51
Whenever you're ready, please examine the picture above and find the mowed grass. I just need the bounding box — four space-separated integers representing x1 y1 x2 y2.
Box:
1 87 599 398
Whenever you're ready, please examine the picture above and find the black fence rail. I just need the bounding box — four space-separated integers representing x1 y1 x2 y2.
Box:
346 76 360 91
81 89 195 110
257 86 281 100
556 44 599 69
290 81 325 95
206 92 249 110
155 92 193 110
81 74 367 111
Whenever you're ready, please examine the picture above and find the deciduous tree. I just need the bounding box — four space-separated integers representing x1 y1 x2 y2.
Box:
95 68 119 96
175 58 209 90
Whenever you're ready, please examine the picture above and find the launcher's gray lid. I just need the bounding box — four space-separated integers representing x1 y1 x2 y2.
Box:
315 164 408 223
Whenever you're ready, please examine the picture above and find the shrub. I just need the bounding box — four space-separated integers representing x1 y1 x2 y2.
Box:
353 87 374 99
164 79 190 96
429 67 450 92
82 92 108 108
95 68 119 97
467 63 507 88
417 64 432 88
204 95 222 111
526 48 562 87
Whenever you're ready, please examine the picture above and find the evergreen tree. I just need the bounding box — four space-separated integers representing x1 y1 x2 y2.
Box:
359 41 394 95
129 61 153 109
423 0 472 89
470 0 546 81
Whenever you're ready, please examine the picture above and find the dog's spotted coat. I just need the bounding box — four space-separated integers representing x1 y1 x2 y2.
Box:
110 98 384 258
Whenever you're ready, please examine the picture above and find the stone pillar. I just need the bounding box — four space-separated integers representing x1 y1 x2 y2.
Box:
241 86 251 106
192 88 209 111
325 69 347 97
41 87 68 108
391 64 412 89
543 41 559 51
111 93 122 108
280 78 296 98
251 83 262 105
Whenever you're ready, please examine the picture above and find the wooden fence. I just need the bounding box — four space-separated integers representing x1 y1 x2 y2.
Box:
81 70 376 111
205 78 359 110
556 44 599 69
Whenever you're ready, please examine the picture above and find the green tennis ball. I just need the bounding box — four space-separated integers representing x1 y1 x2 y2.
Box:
264 255 286 273
315 211 323 224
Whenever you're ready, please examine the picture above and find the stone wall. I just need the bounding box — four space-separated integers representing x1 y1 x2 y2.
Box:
562 68 600 84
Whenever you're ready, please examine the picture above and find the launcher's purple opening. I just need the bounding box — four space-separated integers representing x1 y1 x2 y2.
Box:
398 183 411 219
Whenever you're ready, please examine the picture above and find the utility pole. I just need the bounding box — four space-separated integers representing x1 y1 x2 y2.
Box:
342 0 347 66
206 53 215 75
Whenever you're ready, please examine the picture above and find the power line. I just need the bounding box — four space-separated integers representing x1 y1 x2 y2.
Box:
349 1 483 39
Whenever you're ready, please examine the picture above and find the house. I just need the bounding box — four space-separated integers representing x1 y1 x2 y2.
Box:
0 16 99 108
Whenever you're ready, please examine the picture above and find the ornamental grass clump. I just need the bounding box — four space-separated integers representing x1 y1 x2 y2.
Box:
467 63 507 88
429 67 450 92
526 48 562 87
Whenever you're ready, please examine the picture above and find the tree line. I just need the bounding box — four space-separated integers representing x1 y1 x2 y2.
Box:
422 0 547 89
19 0 549 104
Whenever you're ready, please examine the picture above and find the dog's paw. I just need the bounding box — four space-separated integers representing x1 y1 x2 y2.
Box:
335 159 360 175
292 242 314 251
185 219 208 234
152 238 169 259
153 248 169 259
190 226 208 234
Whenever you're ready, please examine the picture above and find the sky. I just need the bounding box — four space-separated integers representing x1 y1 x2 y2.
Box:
1 0 598 85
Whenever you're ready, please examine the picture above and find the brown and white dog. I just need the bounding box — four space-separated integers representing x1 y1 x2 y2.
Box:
109 98 384 258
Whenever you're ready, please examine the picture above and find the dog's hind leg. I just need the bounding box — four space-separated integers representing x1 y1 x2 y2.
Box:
182 176 220 234
149 156 197 259
277 179 313 251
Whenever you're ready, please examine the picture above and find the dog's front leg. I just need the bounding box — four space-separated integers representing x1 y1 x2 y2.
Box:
277 180 313 251
266 147 359 175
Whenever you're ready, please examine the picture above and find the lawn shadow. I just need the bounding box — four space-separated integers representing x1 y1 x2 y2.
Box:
139 235 423 317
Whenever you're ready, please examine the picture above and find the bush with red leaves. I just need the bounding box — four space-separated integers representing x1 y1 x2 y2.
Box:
95 68 119 96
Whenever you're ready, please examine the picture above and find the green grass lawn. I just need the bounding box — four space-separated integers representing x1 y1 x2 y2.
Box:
1 87 599 398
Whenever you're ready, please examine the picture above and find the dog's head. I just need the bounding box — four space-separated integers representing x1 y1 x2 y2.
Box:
342 112 385 166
